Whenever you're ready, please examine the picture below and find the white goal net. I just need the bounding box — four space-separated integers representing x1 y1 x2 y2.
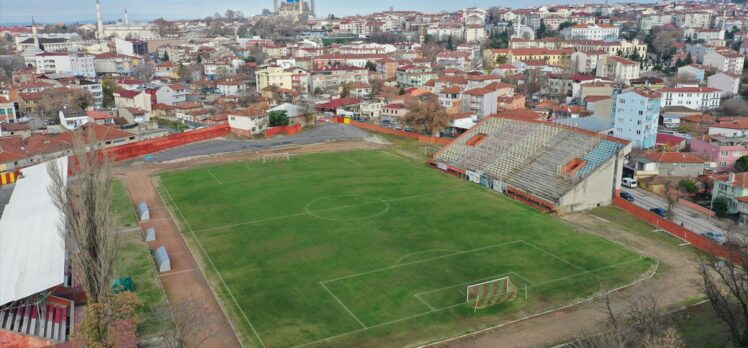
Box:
263 153 290 163
466 276 517 310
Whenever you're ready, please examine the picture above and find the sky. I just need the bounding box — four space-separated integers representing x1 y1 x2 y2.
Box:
0 0 623 25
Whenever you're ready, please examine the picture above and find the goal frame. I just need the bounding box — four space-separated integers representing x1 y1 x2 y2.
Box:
262 152 290 163
466 276 515 310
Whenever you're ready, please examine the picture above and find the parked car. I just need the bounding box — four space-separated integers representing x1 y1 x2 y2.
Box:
701 231 727 245
649 207 667 217
620 191 634 202
622 177 638 188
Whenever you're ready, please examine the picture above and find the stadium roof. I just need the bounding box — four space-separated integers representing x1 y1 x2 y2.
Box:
0 157 67 306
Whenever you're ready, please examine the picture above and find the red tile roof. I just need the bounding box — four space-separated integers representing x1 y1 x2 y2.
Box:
641 152 709 163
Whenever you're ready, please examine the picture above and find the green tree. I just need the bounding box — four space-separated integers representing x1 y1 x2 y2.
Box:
101 79 120 109
712 196 731 218
365 61 377 72
399 85 406 95
735 155 748 172
269 110 289 127
677 179 699 195
537 20 547 38
447 35 454 51
162 51 170 61
684 52 693 65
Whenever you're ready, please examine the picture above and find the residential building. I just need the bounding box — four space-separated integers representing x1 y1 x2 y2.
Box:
612 89 661 149
156 84 187 106
596 56 640 84
635 152 711 178
34 52 95 78
708 72 740 98
228 108 268 136
216 80 247 96
561 24 619 40
461 87 498 119
255 65 311 94
660 86 721 110
703 50 745 75
93 53 142 75
571 50 607 74
114 89 152 112
691 135 748 171
311 65 369 92
436 51 472 71
676 64 706 82
0 97 17 123
713 172 748 214
709 119 748 137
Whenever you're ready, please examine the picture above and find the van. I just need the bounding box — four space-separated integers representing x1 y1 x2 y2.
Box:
622 177 638 188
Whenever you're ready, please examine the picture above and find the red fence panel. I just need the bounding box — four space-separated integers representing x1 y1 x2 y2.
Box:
346 120 453 145
265 124 302 138
107 125 230 162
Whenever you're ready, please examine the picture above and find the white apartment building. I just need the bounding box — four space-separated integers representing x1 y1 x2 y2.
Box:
683 28 725 42
35 52 95 78
660 87 721 110
571 50 606 74
596 56 640 84
707 72 741 98
561 24 619 41
673 12 711 29
703 50 745 75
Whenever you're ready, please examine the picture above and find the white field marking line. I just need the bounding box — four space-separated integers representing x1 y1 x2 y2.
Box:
158 268 199 278
392 249 462 266
319 282 367 329
338 154 364 167
418 257 660 348
586 213 609 223
519 240 589 273
191 188 466 233
320 240 524 285
220 171 321 187
651 228 692 246
293 256 658 348
206 168 223 184
160 180 262 348
304 197 390 221
414 293 437 311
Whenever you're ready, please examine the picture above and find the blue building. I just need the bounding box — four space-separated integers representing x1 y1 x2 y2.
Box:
612 89 662 149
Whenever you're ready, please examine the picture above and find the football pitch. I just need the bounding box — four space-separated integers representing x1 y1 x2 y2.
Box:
158 150 656 347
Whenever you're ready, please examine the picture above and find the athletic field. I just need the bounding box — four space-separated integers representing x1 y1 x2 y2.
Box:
158 150 655 347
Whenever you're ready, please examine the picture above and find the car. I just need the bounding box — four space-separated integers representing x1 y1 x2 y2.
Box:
649 207 667 217
622 177 638 188
701 231 727 245
620 191 634 202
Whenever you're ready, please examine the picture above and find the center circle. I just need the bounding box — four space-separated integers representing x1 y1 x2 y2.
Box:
305 195 390 220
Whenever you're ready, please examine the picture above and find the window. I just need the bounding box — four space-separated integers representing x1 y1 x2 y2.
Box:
735 151 742 156
721 151 729 156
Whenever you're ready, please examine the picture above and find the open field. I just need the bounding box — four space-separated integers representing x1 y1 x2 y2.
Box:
158 150 655 347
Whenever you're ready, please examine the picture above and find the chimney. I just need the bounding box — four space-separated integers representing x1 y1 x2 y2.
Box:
730 172 736 184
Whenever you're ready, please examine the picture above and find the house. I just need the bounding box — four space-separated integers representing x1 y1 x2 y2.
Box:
436 51 472 71
703 50 744 75
314 98 363 116
713 172 748 214
216 80 247 96
380 103 408 124
707 72 741 98
268 103 309 126
114 90 152 112
635 152 711 178
691 135 748 171
461 87 498 119
59 108 89 130
612 89 661 149
118 107 150 124
570 50 607 74
0 123 31 138
347 82 372 99
708 119 748 137
34 52 95 78
154 61 178 79
311 65 368 92
656 133 688 151
660 86 721 111
156 84 187 106
255 66 311 94
93 53 142 76
596 56 640 84
0 97 16 123
585 95 613 122
228 108 268 137
676 64 706 82
87 110 115 125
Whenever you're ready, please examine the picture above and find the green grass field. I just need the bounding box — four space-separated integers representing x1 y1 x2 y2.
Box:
159 150 655 347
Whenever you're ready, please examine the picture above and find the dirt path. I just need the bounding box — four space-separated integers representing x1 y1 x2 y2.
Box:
427 212 704 348
114 140 381 348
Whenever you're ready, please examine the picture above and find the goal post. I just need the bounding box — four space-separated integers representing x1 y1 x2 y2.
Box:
423 146 440 157
466 276 517 310
262 152 290 163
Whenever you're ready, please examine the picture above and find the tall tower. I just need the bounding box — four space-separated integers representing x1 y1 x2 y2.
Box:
32 17 39 48
273 0 278 13
310 0 316 18
96 0 105 41
124 8 129 25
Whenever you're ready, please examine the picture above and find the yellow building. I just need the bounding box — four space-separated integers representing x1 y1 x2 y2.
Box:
486 48 573 68
255 65 310 94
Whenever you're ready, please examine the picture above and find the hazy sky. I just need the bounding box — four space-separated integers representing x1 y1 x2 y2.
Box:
0 0 626 25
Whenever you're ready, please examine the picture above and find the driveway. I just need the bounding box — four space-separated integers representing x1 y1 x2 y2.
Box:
621 187 725 234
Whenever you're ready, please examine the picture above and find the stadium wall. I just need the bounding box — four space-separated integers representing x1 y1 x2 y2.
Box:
340 119 452 145
614 195 738 261
265 124 302 138
107 125 231 162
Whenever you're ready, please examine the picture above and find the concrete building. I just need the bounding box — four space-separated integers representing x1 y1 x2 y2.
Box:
708 72 741 98
155 84 187 106
228 108 269 136
704 50 745 75
561 24 619 40
635 152 711 178
596 56 640 84
660 86 721 111
713 172 748 214
676 64 706 82
34 52 95 78
613 89 661 149
691 135 748 171
461 87 498 119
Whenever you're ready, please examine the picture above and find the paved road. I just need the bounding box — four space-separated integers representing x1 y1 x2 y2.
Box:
143 123 370 163
621 187 725 234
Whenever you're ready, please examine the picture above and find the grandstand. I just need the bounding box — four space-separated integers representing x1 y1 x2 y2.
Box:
431 117 630 212
0 157 80 345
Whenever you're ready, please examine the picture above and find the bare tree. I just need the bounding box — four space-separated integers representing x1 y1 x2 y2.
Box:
133 60 155 82
664 180 678 220
699 230 748 347
154 299 228 348
402 95 450 136
719 98 748 116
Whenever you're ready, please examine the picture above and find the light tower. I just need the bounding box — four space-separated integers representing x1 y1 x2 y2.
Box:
96 0 105 41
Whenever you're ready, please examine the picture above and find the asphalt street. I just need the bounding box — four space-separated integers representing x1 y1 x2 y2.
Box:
621 187 725 235
141 123 370 163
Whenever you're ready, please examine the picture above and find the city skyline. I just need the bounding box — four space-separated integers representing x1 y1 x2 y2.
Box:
1 0 648 25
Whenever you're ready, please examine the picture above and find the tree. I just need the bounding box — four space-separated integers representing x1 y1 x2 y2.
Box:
37 88 71 122
48 129 119 345
402 96 450 136
339 83 350 98
713 196 731 218
73 292 141 347
677 179 699 196
699 231 748 348
684 52 693 65
447 35 454 51
664 181 677 219
365 61 377 72
72 89 95 110
101 79 120 109
162 51 170 62
735 155 748 172
720 98 748 116
537 20 547 39
133 60 155 82
398 85 406 95
269 110 289 127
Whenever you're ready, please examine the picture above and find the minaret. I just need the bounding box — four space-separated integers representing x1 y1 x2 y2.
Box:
32 17 39 48
124 8 129 25
273 0 278 13
310 0 315 18
722 0 727 32
96 0 105 41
